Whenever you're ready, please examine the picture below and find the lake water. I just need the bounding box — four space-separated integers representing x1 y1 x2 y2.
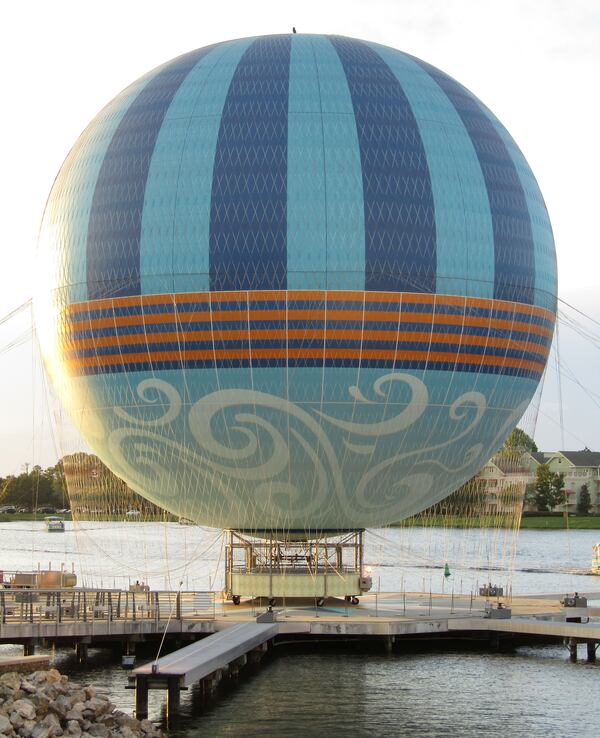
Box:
2 522 600 736
1 521 598 594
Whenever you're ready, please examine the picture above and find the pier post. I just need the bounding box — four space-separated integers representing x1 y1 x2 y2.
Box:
135 677 149 720
586 642 596 663
248 643 268 665
384 636 395 654
23 641 35 656
167 678 180 716
568 638 577 663
75 642 88 664
230 654 247 677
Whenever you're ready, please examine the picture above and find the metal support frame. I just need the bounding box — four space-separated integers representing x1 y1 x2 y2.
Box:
75 642 88 664
224 529 370 601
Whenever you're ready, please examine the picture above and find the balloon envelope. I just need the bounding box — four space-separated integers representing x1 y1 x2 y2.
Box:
35 34 557 533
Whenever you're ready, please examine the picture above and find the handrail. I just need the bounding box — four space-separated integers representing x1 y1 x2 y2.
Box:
0 588 215 626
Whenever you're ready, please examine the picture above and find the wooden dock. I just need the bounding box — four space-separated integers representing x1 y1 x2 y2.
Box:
2 587 600 719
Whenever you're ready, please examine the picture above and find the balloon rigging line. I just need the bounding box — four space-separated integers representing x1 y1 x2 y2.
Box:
69 522 224 579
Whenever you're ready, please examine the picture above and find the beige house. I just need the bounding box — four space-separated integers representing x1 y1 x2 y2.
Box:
475 455 532 514
473 450 600 514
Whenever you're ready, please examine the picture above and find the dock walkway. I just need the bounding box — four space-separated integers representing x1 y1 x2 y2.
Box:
131 621 278 717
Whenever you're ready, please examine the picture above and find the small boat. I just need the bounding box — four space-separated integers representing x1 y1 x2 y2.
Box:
592 543 600 574
44 515 65 532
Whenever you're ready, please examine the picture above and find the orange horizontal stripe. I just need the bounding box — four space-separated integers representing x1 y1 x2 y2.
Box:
65 290 555 323
66 347 546 373
67 328 550 360
68 309 554 341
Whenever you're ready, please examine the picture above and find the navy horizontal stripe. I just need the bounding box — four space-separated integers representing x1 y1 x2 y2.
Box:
206 299 289 311
75 358 542 381
69 339 548 363
68 319 552 347
69 300 554 331
71 324 551 348
71 308 553 330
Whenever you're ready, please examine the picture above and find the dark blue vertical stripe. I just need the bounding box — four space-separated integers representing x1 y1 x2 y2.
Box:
414 59 535 305
329 37 437 294
86 46 215 300
209 36 291 292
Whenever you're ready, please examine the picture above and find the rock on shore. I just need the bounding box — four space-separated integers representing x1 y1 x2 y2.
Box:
0 670 163 738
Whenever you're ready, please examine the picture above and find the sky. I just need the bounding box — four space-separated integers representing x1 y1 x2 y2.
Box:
0 0 599 475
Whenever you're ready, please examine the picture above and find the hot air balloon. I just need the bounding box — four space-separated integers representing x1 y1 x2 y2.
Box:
35 34 556 601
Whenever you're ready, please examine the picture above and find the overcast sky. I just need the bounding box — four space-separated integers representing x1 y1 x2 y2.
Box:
0 0 598 475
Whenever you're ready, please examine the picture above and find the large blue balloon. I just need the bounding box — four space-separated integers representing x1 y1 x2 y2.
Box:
36 34 556 533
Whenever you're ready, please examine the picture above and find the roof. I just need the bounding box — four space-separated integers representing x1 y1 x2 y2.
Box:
528 451 600 468
559 451 600 467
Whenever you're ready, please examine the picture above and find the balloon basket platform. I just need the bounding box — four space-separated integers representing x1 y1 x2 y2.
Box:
224 529 372 606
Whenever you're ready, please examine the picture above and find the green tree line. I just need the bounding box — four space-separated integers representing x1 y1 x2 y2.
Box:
1 454 166 518
0 462 67 509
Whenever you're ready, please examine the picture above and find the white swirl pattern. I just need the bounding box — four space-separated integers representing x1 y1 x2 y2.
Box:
95 372 529 530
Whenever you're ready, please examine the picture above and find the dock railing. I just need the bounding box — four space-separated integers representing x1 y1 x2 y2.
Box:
0 588 215 626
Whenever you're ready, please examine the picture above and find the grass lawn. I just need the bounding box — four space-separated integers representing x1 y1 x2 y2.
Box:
519 515 600 530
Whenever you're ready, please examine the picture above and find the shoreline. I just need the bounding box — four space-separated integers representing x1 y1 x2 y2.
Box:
3 514 600 529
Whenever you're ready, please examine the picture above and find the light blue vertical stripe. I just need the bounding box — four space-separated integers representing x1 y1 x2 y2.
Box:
43 73 153 303
287 35 327 289
314 36 364 290
369 42 495 299
140 40 252 295
490 118 557 312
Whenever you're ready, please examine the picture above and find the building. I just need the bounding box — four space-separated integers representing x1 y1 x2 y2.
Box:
475 455 532 514
473 449 600 514
527 451 600 513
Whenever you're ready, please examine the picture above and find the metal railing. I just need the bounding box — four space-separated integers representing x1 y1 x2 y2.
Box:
0 588 215 626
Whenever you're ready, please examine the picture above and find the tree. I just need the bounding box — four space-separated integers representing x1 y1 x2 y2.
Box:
503 428 537 453
523 482 536 509
533 464 552 511
0 465 65 509
577 484 592 515
550 472 566 510
533 465 565 511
